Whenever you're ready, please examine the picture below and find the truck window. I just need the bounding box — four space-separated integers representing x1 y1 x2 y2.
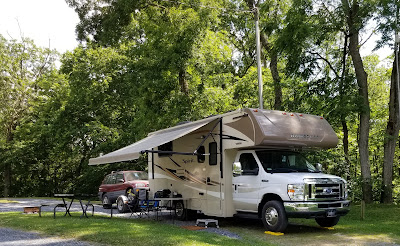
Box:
239 153 259 175
256 151 317 173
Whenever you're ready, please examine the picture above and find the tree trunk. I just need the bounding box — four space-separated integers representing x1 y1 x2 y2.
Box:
3 125 14 198
382 58 399 204
269 50 282 110
342 120 351 180
179 69 188 95
343 0 372 203
260 33 282 110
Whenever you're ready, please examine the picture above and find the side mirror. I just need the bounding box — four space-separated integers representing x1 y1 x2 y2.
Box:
316 163 322 172
117 179 125 183
233 162 243 176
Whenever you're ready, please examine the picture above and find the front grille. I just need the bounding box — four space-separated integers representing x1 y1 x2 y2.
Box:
318 202 342 208
306 181 344 201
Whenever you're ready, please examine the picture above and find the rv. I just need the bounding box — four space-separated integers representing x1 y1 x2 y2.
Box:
89 108 350 232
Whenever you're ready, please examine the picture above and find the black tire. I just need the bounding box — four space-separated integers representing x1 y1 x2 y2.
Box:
102 194 111 209
117 197 129 213
174 200 186 220
186 209 197 220
315 216 340 227
261 200 288 232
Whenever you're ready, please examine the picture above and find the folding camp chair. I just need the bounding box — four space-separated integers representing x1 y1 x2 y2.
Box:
131 189 159 218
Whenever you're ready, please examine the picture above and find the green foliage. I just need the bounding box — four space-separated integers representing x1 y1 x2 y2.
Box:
0 0 398 204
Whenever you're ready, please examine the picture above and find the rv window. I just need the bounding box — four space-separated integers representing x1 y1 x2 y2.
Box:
239 153 259 176
209 142 217 165
158 141 173 157
197 146 205 163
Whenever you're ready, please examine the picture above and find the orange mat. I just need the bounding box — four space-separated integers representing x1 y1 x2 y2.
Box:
181 225 206 231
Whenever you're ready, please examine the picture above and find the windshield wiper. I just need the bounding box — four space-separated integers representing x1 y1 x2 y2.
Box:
270 168 299 173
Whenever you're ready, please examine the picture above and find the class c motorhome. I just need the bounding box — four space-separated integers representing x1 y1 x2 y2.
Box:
89 108 350 232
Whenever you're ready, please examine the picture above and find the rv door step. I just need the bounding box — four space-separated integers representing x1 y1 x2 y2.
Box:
196 219 219 228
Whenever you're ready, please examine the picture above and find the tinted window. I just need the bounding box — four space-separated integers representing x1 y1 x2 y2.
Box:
116 173 124 182
103 175 111 184
197 146 205 163
104 174 116 184
209 142 217 165
239 153 259 175
256 151 317 173
158 141 173 157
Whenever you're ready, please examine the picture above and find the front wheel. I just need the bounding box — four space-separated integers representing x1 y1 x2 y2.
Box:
261 200 288 232
117 197 129 213
315 216 340 227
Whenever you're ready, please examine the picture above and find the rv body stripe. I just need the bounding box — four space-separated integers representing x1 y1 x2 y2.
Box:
154 164 219 186
168 157 182 168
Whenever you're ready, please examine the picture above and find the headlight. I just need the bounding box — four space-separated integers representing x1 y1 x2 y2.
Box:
344 182 348 199
288 184 305 200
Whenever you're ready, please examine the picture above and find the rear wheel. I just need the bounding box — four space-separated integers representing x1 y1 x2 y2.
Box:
261 200 288 232
117 197 129 213
315 216 340 227
102 194 111 209
174 200 186 220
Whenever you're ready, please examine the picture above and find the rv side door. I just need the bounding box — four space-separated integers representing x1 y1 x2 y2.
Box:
232 151 261 213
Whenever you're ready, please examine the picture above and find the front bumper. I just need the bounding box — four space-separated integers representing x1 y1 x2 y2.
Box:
284 200 350 218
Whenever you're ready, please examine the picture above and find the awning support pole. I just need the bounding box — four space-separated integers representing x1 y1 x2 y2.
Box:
140 118 222 157
194 118 222 154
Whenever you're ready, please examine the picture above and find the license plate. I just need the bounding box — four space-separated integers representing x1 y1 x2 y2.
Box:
326 209 337 217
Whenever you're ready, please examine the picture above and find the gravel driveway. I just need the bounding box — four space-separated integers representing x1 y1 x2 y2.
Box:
0 227 94 246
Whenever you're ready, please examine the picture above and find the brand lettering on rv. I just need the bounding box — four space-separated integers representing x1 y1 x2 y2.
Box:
290 134 319 139
182 158 194 164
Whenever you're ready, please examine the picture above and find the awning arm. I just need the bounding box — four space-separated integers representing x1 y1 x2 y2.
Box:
194 118 222 154
139 118 222 157
140 150 208 156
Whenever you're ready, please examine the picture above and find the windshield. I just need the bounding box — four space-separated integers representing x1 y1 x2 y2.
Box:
124 171 148 181
256 151 318 173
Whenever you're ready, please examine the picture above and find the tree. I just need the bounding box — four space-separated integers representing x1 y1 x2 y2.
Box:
0 35 58 197
375 0 400 204
341 0 375 203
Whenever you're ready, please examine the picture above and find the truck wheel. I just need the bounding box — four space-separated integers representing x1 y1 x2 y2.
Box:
315 216 340 227
117 196 129 213
261 200 288 232
102 194 111 209
174 200 186 220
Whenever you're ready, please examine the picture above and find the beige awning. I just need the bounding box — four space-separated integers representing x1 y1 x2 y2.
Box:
89 117 217 165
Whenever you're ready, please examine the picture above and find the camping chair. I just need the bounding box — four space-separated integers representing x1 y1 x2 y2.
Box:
132 189 159 218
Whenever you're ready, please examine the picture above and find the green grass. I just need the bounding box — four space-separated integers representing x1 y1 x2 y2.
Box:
1 204 399 246
0 212 272 246
225 204 400 246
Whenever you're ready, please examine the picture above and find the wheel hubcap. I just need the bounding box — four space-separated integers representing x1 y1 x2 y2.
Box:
103 196 108 204
117 200 123 210
175 203 184 217
265 207 279 226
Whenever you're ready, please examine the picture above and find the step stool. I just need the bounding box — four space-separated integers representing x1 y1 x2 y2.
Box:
196 219 219 228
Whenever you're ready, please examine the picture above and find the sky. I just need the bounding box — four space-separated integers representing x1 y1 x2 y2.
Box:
0 0 79 53
0 0 394 61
